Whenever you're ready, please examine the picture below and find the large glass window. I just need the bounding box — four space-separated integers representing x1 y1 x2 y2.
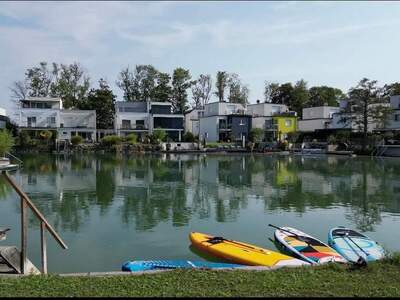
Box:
27 117 36 127
122 119 131 129
285 119 292 127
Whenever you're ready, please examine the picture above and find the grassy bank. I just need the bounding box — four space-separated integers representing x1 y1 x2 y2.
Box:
1 254 400 297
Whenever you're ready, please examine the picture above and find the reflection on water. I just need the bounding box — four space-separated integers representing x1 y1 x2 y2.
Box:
0 153 400 272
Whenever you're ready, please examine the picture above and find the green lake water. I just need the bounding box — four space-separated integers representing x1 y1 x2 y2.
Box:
0 153 399 273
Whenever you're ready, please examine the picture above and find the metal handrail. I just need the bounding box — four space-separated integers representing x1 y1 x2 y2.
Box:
5 152 23 165
1 171 67 274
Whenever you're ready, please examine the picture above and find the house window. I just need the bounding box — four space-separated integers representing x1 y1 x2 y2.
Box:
122 120 131 129
27 117 36 127
239 119 245 126
136 120 145 129
47 116 56 125
285 119 292 127
395 114 400 122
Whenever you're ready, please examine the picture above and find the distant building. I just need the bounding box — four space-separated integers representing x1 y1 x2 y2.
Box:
0 107 7 129
114 101 184 141
198 101 251 143
247 101 297 141
184 108 204 137
298 106 340 132
382 95 400 131
16 97 96 142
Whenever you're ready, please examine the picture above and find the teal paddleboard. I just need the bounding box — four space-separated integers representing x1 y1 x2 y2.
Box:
328 227 385 263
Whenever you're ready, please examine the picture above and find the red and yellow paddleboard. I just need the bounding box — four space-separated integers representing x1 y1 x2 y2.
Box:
189 232 309 268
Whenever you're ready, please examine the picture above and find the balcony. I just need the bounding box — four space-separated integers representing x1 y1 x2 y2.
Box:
119 125 148 131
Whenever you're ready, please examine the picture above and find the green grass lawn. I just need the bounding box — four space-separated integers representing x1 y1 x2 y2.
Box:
1 254 400 297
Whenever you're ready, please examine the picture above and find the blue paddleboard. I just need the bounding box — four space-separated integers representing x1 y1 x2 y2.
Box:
328 227 385 263
122 260 245 272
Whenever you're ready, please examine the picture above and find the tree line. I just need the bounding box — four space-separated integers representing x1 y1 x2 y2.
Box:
10 61 400 130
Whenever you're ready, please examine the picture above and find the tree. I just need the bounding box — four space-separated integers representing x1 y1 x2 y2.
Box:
171 68 193 113
308 86 344 107
340 78 393 151
50 62 91 109
153 72 172 102
214 71 228 102
0 130 14 157
191 74 212 109
382 82 400 98
84 79 116 129
290 80 310 118
151 128 167 144
264 81 281 103
116 65 159 102
227 73 249 105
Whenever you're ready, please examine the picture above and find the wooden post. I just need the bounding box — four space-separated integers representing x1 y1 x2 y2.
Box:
20 198 27 274
40 221 47 274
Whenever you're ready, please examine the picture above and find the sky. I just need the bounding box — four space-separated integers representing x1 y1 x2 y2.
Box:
1 1 400 115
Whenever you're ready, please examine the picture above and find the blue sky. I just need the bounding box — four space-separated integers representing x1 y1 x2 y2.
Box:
1 1 400 114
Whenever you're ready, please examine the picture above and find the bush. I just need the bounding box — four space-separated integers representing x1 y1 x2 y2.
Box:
327 135 337 145
0 130 14 157
183 132 195 142
250 128 264 143
150 128 167 144
71 135 83 146
126 133 138 145
18 131 31 147
101 135 122 146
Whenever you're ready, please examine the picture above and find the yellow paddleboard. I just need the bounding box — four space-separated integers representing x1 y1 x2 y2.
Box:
189 232 309 268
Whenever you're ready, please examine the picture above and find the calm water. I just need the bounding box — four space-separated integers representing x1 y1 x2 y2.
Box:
0 153 399 273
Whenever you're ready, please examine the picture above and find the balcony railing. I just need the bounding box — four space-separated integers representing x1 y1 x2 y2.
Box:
120 125 148 130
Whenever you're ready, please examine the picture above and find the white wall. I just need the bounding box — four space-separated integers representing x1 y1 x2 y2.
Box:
247 103 288 117
60 110 96 128
204 102 245 117
115 112 149 131
19 109 60 128
298 119 330 132
302 106 340 120
199 116 220 142
184 109 203 135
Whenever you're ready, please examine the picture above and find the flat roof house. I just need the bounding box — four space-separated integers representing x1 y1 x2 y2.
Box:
16 97 96 142
115 101 184 141
198 101 251 143
298 106 340 132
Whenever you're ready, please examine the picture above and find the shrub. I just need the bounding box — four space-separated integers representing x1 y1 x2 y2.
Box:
101 135 122 146
126 133 138 145
0 130 14 157
250 128 264 143
71 135 83 146
18 131 31 147
327 135 337 145
183 132 195 142
150 128 167 144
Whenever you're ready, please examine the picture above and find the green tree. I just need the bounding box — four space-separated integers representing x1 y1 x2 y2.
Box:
214 71 228 102
191 74 212 109
0 130 14 157
227 73 249 105
340 78 393 151
116 65 159 102
171 68 193 113
84 79 116 129
50 62 91 109
308 86 344 107
382 82 400 97
153 72 172 102
264 81 281 103
290 79 310 118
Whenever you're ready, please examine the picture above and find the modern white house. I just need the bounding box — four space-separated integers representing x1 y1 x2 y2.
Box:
383 95 400 131
184 108 204 137
15 97 97 142
198 101 250 142
330 99 390 132
0 107 7 129
298 106 340 132
114 101 184 141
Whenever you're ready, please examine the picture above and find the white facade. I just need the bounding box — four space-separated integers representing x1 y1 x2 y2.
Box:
16 97 97 142
246 102 289 117
204 101 245 117
199 115 225 142
184 109 204 136
298 106 340 132
384 95 400 130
